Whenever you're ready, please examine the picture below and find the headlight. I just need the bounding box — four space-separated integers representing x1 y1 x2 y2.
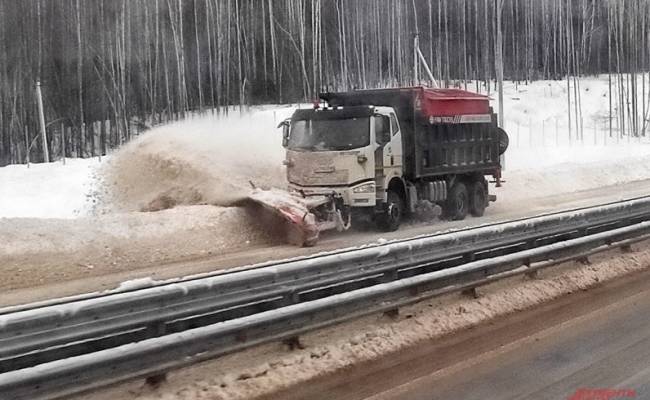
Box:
353 182 376 193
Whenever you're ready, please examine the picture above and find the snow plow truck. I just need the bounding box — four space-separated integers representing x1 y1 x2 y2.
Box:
249 87 509 246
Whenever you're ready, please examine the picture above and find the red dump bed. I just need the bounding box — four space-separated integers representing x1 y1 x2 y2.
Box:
417 88 490 116
319 87 501 180
321 87 491 118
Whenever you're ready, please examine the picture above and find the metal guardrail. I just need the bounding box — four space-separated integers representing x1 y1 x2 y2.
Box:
2 196 650 399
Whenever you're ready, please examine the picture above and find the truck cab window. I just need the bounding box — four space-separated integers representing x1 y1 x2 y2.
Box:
390 113 399 135
375 115 391 144
288 117 370 151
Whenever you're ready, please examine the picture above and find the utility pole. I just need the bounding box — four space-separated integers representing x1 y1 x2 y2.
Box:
495 0 505 128
495 0 505 175
414 34 439 88
414 34 420 85
36 81 49 163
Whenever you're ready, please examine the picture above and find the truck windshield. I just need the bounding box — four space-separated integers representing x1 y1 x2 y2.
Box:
288 117 370 151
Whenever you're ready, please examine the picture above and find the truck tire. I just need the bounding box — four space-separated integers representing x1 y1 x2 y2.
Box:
376 190 403 232
497 127 509 155
469 179 488 217
445 183 468 221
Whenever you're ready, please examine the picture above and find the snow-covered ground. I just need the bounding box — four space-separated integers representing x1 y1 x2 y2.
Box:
0 158 103 219
2 76 649 219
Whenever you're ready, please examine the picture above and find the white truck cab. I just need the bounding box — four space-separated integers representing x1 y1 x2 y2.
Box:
280 105 406 228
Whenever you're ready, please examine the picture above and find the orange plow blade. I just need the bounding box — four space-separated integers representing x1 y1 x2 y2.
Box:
247 188 321 247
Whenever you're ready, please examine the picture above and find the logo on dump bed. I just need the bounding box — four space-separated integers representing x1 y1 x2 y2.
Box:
568 388 636 400
428 114 492 124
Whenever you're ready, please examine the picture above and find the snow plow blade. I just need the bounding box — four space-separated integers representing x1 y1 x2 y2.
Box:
247 188 322 247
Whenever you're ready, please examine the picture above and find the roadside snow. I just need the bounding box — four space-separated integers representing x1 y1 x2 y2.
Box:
0 158 103 219
116 277 159 291
498 149 650 203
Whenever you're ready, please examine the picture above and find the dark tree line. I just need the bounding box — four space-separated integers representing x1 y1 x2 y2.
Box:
0 0 649 165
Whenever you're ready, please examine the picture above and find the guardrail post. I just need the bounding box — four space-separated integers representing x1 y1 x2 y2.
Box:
147 321 167 337
525 270 539 279
145 373 167 388
463 253 476 263
382 269 399 283
461 287 479 299
143 320 171 385
620 244 633 253
524 258 538 279
282 336 304 350
383 308 400 319
290 291 301 304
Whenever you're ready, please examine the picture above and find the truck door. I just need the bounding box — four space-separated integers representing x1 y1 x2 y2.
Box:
386 113 403 178
374 116 390 182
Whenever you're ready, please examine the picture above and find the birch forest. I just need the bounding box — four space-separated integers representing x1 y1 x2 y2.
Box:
1 0 649 165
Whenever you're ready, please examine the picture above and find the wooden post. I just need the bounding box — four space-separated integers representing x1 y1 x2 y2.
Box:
24 126 30 167
61 123 66 165
106 119 112 151
101 120 107 156
67 127 73 158
95 121 101 161
36 81 49 163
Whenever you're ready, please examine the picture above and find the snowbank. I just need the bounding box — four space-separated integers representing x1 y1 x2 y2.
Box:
97 107 295 213
499 147 650 203
0 158 103 219
0 205 279 294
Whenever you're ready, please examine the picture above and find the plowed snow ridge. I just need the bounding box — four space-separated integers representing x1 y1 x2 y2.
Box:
98 110 287 213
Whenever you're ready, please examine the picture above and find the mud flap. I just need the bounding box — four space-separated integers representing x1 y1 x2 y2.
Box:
247 188 321 247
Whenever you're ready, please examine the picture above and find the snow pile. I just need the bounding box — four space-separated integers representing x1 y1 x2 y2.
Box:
499 145 650 202
0 158 102 219
116 277 160 291
0 205 278 294
97 108 292 213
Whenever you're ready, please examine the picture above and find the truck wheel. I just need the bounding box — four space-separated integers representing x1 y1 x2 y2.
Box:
469 179 488 217
445 183 468 221
376 190 403 232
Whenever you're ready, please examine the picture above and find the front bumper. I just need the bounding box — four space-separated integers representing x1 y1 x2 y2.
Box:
288 182 377 207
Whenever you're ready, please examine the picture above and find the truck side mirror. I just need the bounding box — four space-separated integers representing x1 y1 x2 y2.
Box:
277 119 290 147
